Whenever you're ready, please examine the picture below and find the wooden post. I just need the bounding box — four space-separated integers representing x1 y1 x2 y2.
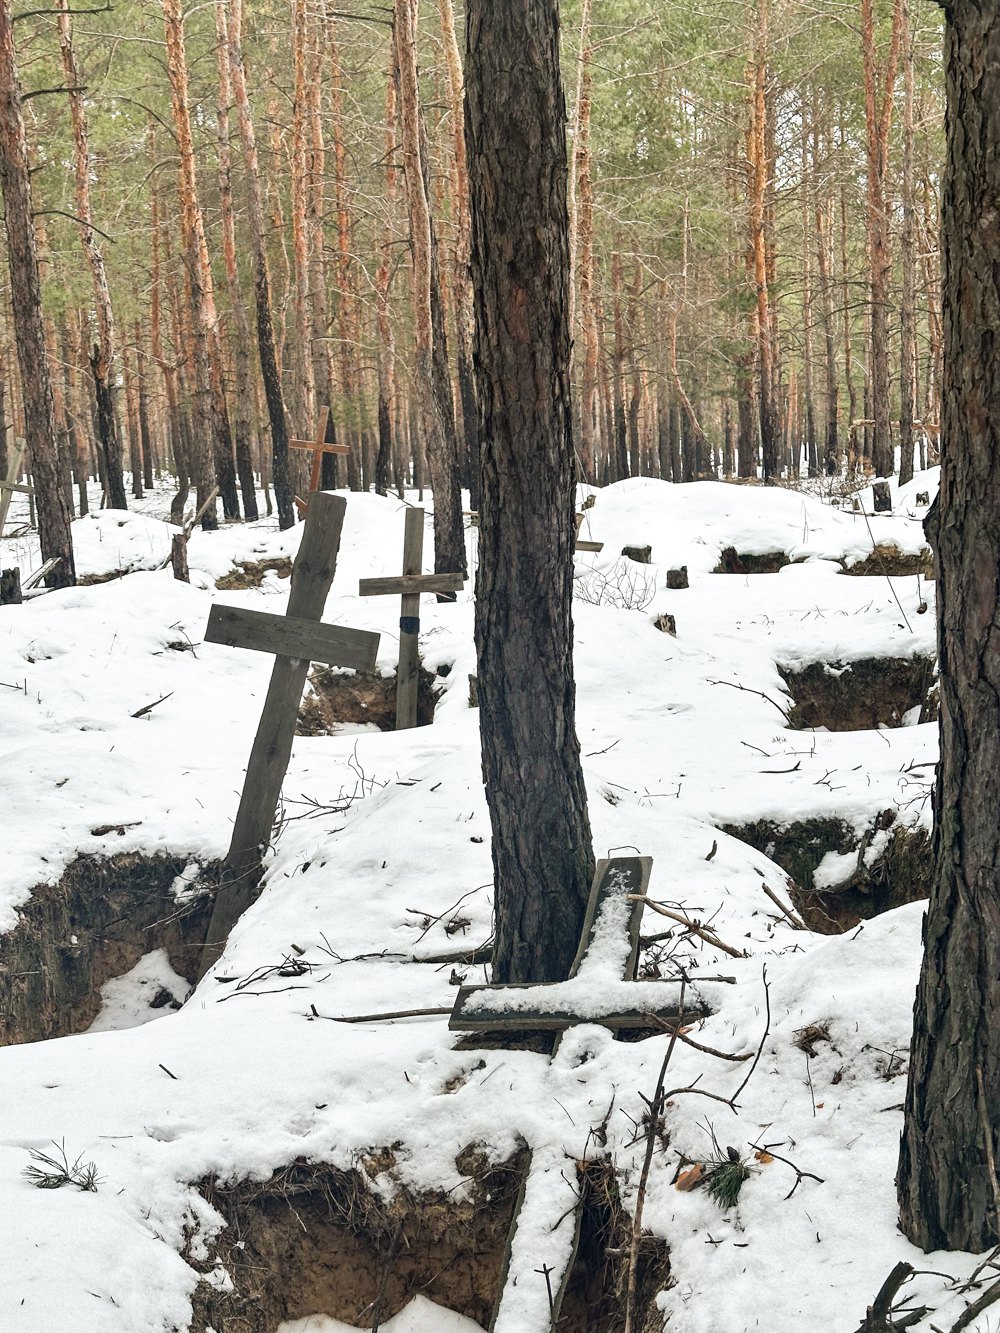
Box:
397 506 423 728
199 492 379 973
0 567 21 603
358 506 465 729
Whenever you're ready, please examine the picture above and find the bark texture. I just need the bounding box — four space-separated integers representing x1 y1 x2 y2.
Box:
898 1 1000 1253
467 0 595 984
0 0 74 585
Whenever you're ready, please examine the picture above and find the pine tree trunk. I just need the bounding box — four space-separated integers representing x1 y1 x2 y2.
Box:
214 0 257 520
57 0 126 512
898 0 916 488
467 0 594 985
225 0 293 528
576 30 598 484
861 0 905 479
0 0 74 585
394 0 465 579
898 1 1000 1253
374 65 397 499
813 102 839 475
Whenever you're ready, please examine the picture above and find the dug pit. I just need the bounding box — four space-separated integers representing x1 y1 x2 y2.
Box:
840 545 933 578
189 1155 669 1333
713 547 791 574
0 853 214 1045
297 666 440 734
780 656 937 731
721 813 931 932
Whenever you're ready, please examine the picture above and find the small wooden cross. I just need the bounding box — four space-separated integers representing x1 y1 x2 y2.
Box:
0 438 33 535
198 493 380 973
289 406 351 516
358 507 465 729
451 856 709 1329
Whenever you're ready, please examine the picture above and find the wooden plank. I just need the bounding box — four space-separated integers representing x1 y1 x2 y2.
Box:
0 439 24 534
200 493 349 972
449 993 703 1033
359 572 465 596
288 439 351 454
205 603 379 671
0 481 33 495
396 507 423 729
568 856 651 980
21 556 61 591
575 539 604 552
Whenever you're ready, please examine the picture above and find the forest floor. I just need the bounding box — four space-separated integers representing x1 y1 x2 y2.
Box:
0 467 989 1333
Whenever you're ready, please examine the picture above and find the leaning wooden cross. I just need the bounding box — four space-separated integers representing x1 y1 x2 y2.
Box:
358 507 464 729
0 439 33 535
450 856 709 1331
290 406 351 516
198 493 379 974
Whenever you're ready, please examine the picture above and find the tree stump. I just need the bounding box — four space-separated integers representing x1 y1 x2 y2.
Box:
170 533 190 583
666 566 689 589
0 567 21 604
622 544 651 564
653 612 676 636
872 480 892 512
916 490 929 506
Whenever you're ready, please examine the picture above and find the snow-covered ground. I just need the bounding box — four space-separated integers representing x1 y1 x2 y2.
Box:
1 468 989 1333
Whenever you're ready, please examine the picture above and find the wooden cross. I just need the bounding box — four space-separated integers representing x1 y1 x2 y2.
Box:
0 438 33 535
289 406 351 516
450 856 709 1330
198 493 380 974
358 507 464 729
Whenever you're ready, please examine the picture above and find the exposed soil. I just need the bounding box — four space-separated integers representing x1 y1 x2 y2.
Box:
216 558 293 590
0 853 215 1045
840 545 933 578
297 666 440 734
77 569 129 586
713 547 792 574
721 814 931 932
779 656 937 731
189 1154 669 1333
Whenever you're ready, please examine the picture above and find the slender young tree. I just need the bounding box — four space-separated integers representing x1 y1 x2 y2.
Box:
898 0 1000 1253
467 0 595 983
0 0 74 585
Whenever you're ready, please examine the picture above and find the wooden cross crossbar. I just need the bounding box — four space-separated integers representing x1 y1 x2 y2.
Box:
358 507 465 729
453 856 712 1332
198 493 379 975
290 406 351 515
466 508 604 553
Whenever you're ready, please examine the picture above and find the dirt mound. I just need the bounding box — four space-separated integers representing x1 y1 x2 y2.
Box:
841 545 933 577
713 547 792 574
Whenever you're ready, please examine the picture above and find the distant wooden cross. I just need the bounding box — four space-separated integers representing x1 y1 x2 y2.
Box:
198 493 380 974
0 439 33 535
358 507 465 729
290 406 351 515
450 856 709 1330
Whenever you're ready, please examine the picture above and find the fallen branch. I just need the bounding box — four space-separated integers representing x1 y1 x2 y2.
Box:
308 1005 453 1024
131 692 173 719
629 896 748 959
760 882 806 930
851 1262 919 1332
949 1273 1000 1332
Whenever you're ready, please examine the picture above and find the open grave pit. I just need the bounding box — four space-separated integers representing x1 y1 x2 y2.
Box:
297 665 442 734
840 545 933 578
0 852 215 1045
721 812 931 932
713 546 793 574
779 655 937 731
189 1153 669 1333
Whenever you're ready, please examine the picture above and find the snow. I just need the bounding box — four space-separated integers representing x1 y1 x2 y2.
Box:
0 470 986 1333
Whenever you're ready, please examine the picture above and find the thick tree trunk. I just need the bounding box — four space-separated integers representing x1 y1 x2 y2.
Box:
374 65 397 499
576 31 598 484
898 2 1000 1254
0 0 74 585
225 0 293 528
467 0 594 984
813 103 839 475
